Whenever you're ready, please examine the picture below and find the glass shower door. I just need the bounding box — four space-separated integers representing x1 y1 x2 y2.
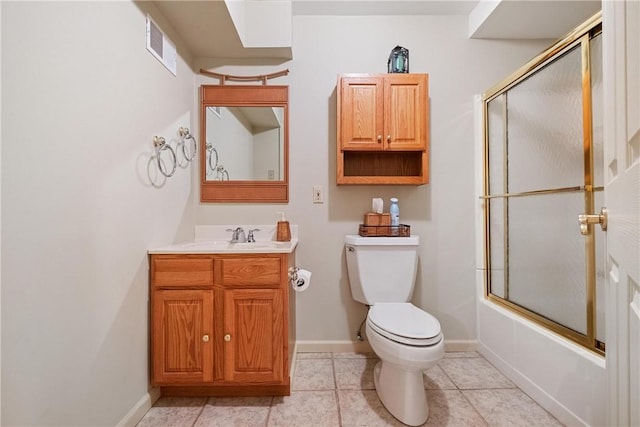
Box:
483 22 604 353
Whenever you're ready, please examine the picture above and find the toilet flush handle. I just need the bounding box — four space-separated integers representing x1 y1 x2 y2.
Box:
347 246 354 252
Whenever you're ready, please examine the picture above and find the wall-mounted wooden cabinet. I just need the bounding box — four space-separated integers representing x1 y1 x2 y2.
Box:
337 73 429 185
150 253 292 397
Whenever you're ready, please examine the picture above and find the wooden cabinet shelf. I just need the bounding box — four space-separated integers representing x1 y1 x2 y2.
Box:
337 73 429 185
150 253 294 397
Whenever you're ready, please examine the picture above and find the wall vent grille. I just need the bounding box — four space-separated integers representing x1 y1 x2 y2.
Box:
146 14 176 76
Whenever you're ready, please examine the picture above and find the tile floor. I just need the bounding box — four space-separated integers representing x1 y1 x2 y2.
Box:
137 351 564 427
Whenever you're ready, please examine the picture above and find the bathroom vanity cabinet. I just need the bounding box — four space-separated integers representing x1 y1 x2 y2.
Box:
150 253 293 396
337 73 429 185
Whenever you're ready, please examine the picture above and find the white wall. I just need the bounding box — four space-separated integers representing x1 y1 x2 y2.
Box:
253 127 280 180
207 106 253 179
0 2 3 421
1 2 196 425
195 15 550 345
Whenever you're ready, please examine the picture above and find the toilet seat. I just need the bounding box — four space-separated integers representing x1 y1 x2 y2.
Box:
368 303 442 346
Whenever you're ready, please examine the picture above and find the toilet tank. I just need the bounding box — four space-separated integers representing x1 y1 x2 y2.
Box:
345 235 419 305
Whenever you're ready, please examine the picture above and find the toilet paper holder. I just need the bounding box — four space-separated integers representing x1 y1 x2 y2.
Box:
288 266 312 291
288 267 301 286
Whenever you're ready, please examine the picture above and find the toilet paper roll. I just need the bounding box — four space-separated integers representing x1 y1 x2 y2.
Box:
291 268 312 292
372 198 384 214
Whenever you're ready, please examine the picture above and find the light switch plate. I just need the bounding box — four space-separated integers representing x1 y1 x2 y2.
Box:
313 185 324 203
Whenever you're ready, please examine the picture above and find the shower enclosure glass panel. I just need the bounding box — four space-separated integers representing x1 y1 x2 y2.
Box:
489 198 506 298
508 193 587 335
506 46 584 194
483 16 603 353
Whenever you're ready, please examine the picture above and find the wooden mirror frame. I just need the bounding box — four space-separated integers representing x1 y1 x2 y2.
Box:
200 85 289 203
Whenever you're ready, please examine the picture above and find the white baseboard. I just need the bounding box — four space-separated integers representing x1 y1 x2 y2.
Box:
295 339 477 354
443 340 477 352
296 340 373 353
117 387 161 427
290 341 298 379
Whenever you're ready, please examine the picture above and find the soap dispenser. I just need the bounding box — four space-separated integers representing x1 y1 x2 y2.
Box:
276 212 291 242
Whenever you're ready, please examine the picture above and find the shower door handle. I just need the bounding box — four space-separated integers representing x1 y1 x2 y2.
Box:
578 207 608 235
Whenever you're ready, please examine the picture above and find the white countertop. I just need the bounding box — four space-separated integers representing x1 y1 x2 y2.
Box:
148 225 298 254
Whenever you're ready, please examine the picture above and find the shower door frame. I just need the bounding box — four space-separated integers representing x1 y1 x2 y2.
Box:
481 12 604 355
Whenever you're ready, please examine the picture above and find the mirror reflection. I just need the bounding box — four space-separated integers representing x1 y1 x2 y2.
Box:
200 84 288 203
205 106 284 181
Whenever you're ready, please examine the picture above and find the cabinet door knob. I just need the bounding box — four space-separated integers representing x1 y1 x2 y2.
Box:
377 135 382 143
202 334 210 343
224 334 231 342
387 134 391 143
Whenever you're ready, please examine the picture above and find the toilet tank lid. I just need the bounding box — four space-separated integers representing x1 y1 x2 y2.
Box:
345 235 419 246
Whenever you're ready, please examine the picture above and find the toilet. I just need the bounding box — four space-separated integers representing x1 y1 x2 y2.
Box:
345 234 444 426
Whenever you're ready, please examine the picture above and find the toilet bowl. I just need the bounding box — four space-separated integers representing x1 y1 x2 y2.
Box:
344 235 445 426
366 302 444 426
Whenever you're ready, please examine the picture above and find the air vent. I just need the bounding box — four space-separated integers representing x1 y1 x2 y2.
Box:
146 14 176 76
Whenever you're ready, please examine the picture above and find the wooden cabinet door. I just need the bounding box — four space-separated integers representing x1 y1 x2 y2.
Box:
223 288 284 383
339 75 384 151
152 289 214 385
384 74 428 151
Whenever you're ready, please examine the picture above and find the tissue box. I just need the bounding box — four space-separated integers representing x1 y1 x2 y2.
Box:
364 213 391 226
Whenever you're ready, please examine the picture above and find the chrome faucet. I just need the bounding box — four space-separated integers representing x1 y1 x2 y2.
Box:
226 227 246 243
247 228 260 243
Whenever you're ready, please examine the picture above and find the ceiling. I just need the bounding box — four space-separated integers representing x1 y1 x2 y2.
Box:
154 0 601 60
469 1 601 39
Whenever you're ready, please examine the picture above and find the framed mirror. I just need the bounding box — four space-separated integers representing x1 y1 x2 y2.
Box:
200 85 289 203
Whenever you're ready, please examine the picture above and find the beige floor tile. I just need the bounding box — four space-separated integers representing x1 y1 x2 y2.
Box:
425 390 489 427
194 396 272 427
334 357 378 390
439 357 516 390
423 364 457 390
292 358 335 390
138 351 563 427
136 397 206 427
268 390 340 427
338 389 405 427
463 389 563 427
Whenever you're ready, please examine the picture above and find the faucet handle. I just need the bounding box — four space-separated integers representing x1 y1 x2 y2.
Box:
247 228 260 243
226 227 244 242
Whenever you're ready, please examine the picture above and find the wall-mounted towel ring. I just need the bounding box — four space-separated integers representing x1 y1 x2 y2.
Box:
214 164 230 181
206 142 219 176
178 126 197 162
153 136 177 177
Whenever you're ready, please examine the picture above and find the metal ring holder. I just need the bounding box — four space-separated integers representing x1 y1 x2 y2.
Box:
206 142 219 176
153 136 177 178
214 164 229 181
178 126 197 162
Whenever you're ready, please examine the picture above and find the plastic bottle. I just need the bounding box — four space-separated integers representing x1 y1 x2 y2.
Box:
390 198 400 227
